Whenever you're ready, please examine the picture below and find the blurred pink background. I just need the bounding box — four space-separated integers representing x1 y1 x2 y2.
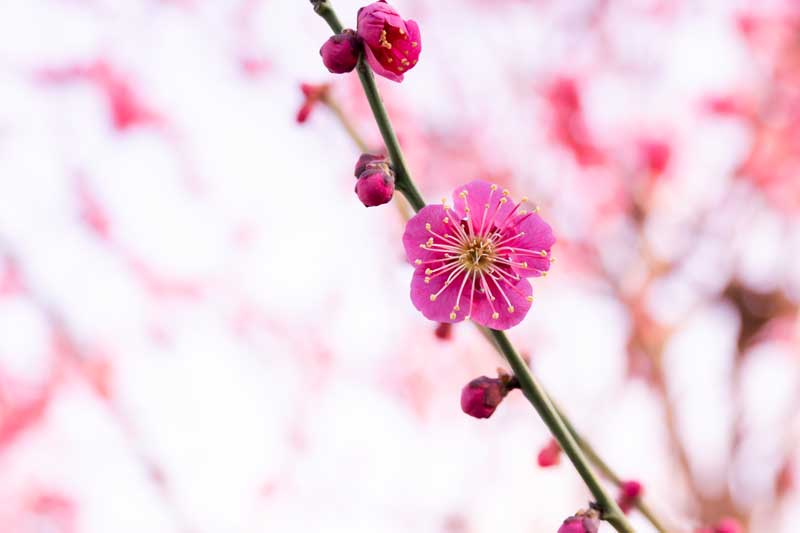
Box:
0 0 799 532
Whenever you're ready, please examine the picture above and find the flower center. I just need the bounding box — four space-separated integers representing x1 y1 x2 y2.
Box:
459 236 495 273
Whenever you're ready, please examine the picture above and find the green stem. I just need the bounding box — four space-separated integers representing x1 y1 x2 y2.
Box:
354 57 426 212
488 330 635 533
312 0 344 33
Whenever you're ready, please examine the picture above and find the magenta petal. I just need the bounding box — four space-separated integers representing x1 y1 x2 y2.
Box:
507 212 555 277
511 254 551 278
410 268 465 324
510 212 556 251
451 180 515 232
356 13 386 47
363 43 404 82
402 204 448 264
405 19 421 56
470 277 532 330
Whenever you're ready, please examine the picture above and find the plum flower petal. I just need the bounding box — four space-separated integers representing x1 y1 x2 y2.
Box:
470 276 532 329
403 204 450 264
508 212 555 277
410 267 461 323
402 180 555 330
451 180 515 223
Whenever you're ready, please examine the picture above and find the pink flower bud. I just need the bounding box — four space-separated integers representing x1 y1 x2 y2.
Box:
460 376 509 419
694 518 743 533
434 322 452 340
537 438 562 467
557 512 599 533
357 0 421 82
320 29 361 74
617 480 643 514
354 153 387 177
355 171 394 207
296 83 329 124
714 518 742 533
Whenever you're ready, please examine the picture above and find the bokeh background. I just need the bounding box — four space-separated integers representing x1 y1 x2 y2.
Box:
0 0 799 532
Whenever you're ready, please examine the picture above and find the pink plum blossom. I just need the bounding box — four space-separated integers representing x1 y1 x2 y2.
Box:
357 1 421 82
402 180 554 330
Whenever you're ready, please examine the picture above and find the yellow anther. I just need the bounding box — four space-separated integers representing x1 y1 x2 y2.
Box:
521 196 528 203
492 312 499 319
412 59 417 65
526 296 534 302
540 271 548 277
507 306 515 313
459 190 468 198
502 189 510 196
490 184 498 191
449 312 456 320
387 57 393 63
522 262 528 268
425 223 431 230
499 197 508 204
429 294 437 301
414 259 422 265
453 305 460 311
519 209 528 215
411 41 418 47
484 203 490 209
533 206 540 213
425 268 433 275
424 277 431 284
379 30 392 49
443 217 449 224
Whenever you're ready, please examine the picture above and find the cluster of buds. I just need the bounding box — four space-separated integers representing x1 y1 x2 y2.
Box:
319 1 421 82
460 368 520 419
354 153 395 207
557 509 600 533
